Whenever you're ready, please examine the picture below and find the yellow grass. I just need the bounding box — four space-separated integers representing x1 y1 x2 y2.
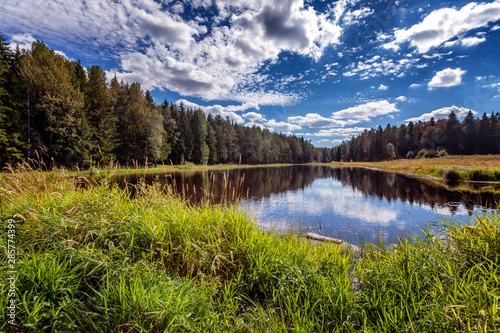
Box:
333 155 500 172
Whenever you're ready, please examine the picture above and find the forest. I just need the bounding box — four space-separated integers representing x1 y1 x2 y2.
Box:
0 35 323 168
331 110 500 162
1 33 499 168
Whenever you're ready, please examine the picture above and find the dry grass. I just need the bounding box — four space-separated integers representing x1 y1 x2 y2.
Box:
338 155 500 170
332 155 500 185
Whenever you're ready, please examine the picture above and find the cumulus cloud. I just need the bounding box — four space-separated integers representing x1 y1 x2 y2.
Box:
265 119 302 132
331 100 399 122
305 127 370 137
409 83 422 88
383 2 500 53
176 99 245 123
395 96 407 102
405 105 476 123
9 33 36 50
244 121 269 131
378 84 388 91
287 113 355 128
331 139 343 145
428 68 466 89
243 111 265 121
460 36 487 47
1 0 358 105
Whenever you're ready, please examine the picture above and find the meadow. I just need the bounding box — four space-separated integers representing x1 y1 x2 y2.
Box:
1 162 499 332
332 155 500 185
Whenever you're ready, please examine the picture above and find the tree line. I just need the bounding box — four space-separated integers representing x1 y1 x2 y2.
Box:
331 110 500 162
2 34 499 168
0 35 324 168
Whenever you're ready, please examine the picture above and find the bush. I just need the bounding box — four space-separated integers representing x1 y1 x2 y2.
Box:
444 168 465 182
437 148 448 157
406 150 415 159
423 149 438 158
468 168 492 181
493 169 500 182
416 149 426 159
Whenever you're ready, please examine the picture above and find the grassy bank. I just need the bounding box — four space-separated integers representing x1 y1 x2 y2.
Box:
1 164 500 332
73 162 298 177
332 155 500 185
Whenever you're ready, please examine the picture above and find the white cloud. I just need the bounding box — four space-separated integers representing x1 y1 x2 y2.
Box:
405 105 476 123
331 100 399 122
287 113 356 128
9 32 69 58
331 139 343 145
342 6 374 25
343 56 420 79
1 0 359 105
395 96 407 102
305 127 370 137
409 83 422 88
265 119 302 132
428 68 466 89
9 33 36 50
244 122 269 131
460 36 487 47
243 111 265 121
176 99 245 123
378 84 388 91
383 2 500 53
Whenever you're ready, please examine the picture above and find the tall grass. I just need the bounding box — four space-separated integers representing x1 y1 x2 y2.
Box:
1 163 499 332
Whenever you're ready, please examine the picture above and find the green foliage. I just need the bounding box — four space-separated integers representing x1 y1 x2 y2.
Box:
2 168 500 331
386 142 396 160
0 33 26 165
444 168 466 182
333 109 500 162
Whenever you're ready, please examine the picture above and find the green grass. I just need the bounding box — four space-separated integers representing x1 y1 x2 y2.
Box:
72 161 300 177
1 163 500 332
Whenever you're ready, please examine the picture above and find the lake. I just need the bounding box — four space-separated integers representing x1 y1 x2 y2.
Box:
113 165 499 245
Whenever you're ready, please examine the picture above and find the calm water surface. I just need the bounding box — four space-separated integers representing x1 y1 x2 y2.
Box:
114 165 499 245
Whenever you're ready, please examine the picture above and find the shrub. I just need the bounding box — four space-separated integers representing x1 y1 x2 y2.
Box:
444 168 465 182
468 168 492 181
423 149 438 158
437 148 448 157
416 149 427 159
493 168 500 182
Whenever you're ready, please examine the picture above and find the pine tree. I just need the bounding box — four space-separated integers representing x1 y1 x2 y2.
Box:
0 33 26 165
85 66 118 164
445 111 462 155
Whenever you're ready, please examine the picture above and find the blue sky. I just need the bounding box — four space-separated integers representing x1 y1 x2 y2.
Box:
2 0 500 147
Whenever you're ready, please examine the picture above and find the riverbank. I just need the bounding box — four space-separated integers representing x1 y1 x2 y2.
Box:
1 165 499 331
74 162 299 177
331 155 500 192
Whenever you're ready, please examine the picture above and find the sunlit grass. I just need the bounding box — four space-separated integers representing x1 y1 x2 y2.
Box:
1 163 499 332
332 155 500 191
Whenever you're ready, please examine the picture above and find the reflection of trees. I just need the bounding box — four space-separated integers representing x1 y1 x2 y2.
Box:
331 168 498 214
113 166 498 212
114 166 336 204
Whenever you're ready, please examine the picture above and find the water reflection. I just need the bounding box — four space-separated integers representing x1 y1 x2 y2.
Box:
113 165 499 245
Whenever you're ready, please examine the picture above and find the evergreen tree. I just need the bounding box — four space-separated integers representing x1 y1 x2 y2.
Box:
21 40 85 166
85 66 119 164
0 33 26 165
445 111 462 155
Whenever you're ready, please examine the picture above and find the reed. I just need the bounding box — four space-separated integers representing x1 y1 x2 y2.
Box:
1 164 499 332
